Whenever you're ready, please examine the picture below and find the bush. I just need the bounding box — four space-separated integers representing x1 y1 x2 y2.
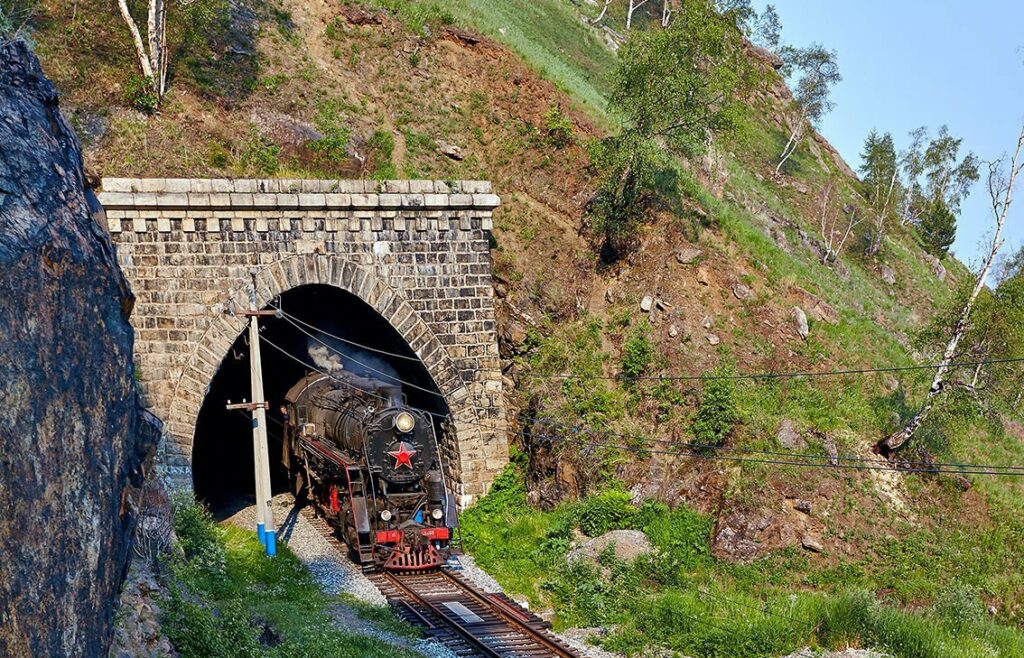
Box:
576 489 637 536
620 319 653 387
310 98 352 165
238 133 281 176
933 583 985 630
544 104 574 149
171 493 227 581
692 367 737 447
368 129 397 179
124 74 159 113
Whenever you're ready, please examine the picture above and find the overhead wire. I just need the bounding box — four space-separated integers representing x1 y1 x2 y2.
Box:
255 321 1024 477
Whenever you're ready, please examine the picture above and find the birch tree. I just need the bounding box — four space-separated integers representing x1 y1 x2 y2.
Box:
816 183 863 264
775 44 841 174
590 0 614 24
117 0 170 103
859 130 902 257
626 0 649 29
879 122 1024 455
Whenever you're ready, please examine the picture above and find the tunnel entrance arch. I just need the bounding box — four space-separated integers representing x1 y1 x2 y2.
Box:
190 283 455 513
168 254 488 506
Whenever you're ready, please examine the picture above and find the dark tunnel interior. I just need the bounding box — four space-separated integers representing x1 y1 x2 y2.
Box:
191 284 450 517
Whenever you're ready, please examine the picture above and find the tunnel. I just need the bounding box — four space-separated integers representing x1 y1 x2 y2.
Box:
191 284 451 517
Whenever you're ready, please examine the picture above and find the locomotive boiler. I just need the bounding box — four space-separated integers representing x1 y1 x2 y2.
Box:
282 371 458 570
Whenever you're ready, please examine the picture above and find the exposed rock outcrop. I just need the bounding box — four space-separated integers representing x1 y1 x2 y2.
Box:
0 40 159 657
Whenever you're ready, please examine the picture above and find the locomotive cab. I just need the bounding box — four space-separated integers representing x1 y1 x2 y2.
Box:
282 372 458 571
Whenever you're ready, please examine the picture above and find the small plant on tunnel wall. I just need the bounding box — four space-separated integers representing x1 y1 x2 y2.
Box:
692 366 737 448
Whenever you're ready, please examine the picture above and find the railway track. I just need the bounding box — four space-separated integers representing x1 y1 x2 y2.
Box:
301 509 584 657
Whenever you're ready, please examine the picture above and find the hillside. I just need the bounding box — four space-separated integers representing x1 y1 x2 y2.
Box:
18 0 1024 655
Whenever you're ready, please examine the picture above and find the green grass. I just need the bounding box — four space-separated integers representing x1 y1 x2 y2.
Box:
461 462 1024 658
162 497 422 658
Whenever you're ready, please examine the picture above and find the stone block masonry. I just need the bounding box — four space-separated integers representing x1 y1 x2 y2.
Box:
99 178 507 506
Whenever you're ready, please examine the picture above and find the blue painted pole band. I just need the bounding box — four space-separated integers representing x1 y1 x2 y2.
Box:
257 522 266 546
265 530 277 557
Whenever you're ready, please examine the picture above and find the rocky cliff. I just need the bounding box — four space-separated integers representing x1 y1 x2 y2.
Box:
0 39 159 657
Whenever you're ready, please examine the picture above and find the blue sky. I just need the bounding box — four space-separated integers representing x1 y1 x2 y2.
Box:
752 0 1024 268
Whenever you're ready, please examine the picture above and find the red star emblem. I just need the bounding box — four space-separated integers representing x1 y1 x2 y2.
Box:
388 442 416 470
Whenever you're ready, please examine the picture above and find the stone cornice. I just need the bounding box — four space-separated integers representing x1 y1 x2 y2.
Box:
99 178 500 211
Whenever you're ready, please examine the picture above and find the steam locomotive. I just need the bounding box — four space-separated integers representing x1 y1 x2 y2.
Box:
281 371 458 571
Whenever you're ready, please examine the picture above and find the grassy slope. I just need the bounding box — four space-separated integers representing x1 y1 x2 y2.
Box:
163 499 421 658
21 0 1024 655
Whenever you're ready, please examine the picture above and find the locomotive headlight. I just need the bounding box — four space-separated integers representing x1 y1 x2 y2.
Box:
394 411 416 434
380 510 393 522
431 508 444 520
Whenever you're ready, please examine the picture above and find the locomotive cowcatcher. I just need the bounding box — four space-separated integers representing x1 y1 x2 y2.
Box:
282 372 459 571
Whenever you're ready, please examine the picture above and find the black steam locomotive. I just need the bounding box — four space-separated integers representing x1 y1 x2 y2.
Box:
281 372 458 570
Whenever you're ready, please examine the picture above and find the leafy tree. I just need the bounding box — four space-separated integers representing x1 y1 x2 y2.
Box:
919 199 957 257
752 3 782 51
880 124 1023 455
611 1 757 157
859 129 903 256
901 125 980 227
589 0 758 259
775 44 841 174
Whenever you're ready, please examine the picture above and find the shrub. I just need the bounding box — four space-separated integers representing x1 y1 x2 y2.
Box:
124 74 159 113
620 319 653 387
933 583 985 630
310 98 352 164
576 489 637 536
692 367 737 447
238 133 281 176
544 104 574 149
171 493 227 581
368 129 397 179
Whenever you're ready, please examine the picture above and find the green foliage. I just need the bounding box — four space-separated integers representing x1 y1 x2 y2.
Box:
238 132 281 176
367 129 397 179
544 104 574 148
612 0 758 157
692 367 738 447
919 199 957 257
529 317 625 427
620 318 653 386
932 583 985 630
576 489 637 536
124 74 159 113
163 495 421 658
586 133 667 259
310 98 352 165
362 0 455 36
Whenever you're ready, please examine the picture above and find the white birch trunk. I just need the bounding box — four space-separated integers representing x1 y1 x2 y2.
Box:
881 124 1024 454
591 0 613 24
627 0 649 30
117 0 156 83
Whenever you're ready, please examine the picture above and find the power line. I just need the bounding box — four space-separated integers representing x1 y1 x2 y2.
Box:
523 356 1024 382
258 329 1024 476
538 432 1024 477
269 302 425 362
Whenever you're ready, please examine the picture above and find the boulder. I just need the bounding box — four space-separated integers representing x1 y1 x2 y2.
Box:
792 306 809 340
706 333 721 346
567 529 654 565
668 324 679 338
801 533 824 553
0 40 159 658
675 246 702 264
923 253 947 281
701 315 714 330
777 419 806 450
794 499 812 514
880 264 896 285
696 266 710 285
732 283 754 301
640 294 654 312
436 139 464 160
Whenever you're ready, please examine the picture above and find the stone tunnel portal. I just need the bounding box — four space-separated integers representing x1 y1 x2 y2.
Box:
192 284 451 515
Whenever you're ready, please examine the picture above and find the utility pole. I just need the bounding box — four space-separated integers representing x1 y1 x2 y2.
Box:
226 281 278 557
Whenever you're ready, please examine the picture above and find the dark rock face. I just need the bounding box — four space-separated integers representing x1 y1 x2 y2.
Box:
0 40 158 657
